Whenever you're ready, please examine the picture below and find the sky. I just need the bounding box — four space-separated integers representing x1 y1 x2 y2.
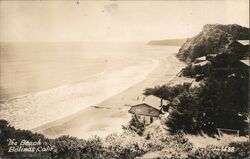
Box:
0 0 249 42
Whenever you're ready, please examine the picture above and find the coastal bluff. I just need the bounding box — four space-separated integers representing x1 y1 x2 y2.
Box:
177 24 249 63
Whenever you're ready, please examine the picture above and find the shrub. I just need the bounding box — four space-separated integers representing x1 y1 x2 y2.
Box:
123 115 145 136
228 142 250 159
144 132 193 159
182 64 209 81
103 132 147 159
188 142 250 159
148 52 249 135
51 135 104 159
143 83 191 102
0 119 52 159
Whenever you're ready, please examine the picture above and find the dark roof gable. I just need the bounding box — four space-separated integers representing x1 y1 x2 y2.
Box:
128 103 160 117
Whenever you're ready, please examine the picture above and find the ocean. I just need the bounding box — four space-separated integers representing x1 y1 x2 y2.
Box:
1 42 147 100
0 42 179 129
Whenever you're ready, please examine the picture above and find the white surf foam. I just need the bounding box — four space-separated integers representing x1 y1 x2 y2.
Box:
0 56 159 130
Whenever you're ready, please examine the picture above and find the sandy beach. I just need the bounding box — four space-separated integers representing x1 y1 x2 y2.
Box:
34 49 186 139
0 55 158 127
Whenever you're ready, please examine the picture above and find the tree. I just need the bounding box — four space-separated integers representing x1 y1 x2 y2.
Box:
143 83 191 102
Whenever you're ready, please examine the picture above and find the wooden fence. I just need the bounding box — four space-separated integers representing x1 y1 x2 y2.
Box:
217 128 240 138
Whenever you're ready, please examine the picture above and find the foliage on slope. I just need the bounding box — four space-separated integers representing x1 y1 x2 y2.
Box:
0 119 192 159
144 52 249 134
177 24 249 63
1 119 249 159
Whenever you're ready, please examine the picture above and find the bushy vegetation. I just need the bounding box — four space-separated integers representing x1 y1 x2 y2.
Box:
143 83 191 101
181 64 209 81
51 135 104 159
0 120 102 159
188 142 250 159
0 119 53 159
209 24 249 40
1 119 249 158
228 141 250 158
0 119 193 159
123 115 145 135
145 52 249 135
0 119 145 159
103 132 146 159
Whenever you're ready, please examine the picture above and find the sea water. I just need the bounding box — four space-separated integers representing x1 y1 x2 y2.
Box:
0 42 179 129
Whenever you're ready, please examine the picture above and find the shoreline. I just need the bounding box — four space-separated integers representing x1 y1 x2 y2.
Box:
34 50 186 139
0 55 159 130
0 68 107 103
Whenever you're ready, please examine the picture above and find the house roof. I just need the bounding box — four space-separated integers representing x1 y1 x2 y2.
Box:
196 56 206 60
229 40 244 47
207 54 218 57
238 40 250 46
240 60 250 67
129 103 160 117
132 95 169 109
196 56 206 61
193 60 210 66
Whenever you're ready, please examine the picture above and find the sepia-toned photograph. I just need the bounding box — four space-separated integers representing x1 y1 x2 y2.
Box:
0 0 249 158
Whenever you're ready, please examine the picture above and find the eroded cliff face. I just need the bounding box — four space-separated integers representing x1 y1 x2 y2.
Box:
177 24 249 63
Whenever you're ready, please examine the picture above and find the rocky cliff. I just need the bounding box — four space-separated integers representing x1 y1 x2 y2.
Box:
177 24 249 63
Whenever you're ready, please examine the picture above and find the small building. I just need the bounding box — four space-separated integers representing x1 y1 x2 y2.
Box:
237 40 250 46
195 54 218 63
229 40 244 48
128 95 169 125
228 41 249 58
240 60 250 67
193 60 210 67
195 56 206 63
206 54 218 61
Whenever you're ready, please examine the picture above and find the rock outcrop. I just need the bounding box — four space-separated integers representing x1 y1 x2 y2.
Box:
177 24 249 63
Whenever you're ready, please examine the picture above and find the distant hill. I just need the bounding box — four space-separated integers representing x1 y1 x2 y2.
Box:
177 24 250 63
148 38 187 46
